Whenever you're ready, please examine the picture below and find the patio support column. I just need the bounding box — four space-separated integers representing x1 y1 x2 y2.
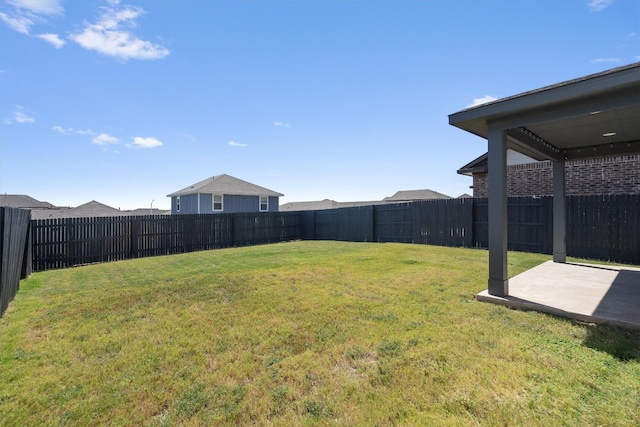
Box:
487 127 508 296
553 160 566 263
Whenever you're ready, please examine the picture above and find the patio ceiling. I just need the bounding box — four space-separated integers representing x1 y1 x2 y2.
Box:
448 62 640 161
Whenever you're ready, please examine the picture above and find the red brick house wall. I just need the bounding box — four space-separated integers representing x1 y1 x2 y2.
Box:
472 154 640 197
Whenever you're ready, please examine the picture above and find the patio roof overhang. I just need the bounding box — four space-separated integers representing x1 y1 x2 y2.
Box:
449 62 640 162
448 62 640 297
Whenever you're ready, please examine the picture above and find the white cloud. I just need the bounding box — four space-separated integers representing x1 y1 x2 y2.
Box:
273 121 292 128
590 57 621 64
0 11 33 34
7 0 63 15
52 125 73 134
92 133 120 145
5 106 35 124
37 33 65 48
466 95 498 108
70 3 170 61
1 1 66 50
14 111 35 123
132 136 163 148
588 0 614 12
228 140 248 147
76 129 96 135
0 0 62 35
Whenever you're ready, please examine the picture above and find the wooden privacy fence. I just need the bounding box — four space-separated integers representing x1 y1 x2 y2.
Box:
304 199 474 246
27 195 640 273
1 207 31 317
472 197 554 254
306 196 639 264
567 195 640 265
32 212 303 271
308 199 473 245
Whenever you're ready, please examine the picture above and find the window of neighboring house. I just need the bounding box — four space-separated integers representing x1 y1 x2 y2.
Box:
176 196 181 212
213 194 223 211
259 196 268 212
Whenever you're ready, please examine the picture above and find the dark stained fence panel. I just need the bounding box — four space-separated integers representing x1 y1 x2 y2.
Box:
472 198 489 249
1 207 31 318
31 212 303 272
374 203 414 243
472 197 553 254
314 209 340 241
567 195 640 264
506 197 553 254
415 198 473 247
301 211 316 240
339 206 374 242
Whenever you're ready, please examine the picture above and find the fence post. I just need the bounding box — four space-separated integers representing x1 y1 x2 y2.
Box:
0 207 31 318
63 218 71 268
231 214 236 247
130 217 140 259
21 218 32 279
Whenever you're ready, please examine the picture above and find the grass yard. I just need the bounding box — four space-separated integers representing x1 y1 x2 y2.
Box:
1 241 639 426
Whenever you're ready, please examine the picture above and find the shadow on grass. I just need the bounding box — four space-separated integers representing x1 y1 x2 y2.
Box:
583 324 640 361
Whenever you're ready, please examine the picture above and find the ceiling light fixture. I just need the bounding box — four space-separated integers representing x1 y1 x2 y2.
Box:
603 132 617 137
590 111 601 115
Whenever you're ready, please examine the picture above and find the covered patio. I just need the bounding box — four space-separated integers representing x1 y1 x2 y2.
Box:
449 62 640 328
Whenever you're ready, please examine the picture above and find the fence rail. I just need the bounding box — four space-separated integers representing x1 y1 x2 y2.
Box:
1 207 31 317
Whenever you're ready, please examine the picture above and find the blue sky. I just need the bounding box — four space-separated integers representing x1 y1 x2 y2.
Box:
1 0 638 210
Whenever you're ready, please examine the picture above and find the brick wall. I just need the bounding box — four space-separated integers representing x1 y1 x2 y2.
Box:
472 154 640 197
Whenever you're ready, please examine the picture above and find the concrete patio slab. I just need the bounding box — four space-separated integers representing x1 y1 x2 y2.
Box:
477 261 640 330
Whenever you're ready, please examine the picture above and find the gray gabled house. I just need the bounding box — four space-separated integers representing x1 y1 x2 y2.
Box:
167 174 284 215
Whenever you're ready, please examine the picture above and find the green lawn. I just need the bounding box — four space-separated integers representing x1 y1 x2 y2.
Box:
1 241 639 426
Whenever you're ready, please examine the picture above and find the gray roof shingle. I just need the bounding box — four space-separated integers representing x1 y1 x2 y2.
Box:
167 174 284 197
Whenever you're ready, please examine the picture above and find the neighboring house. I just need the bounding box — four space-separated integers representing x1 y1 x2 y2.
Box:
167 174 284 215
280 199 383 212
33 201 128 219
0 194 56 210
125 208 170 216
1 194 72 219
280 189 452 211
383 189 451 202
3 195 170 219
458 150 640 197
